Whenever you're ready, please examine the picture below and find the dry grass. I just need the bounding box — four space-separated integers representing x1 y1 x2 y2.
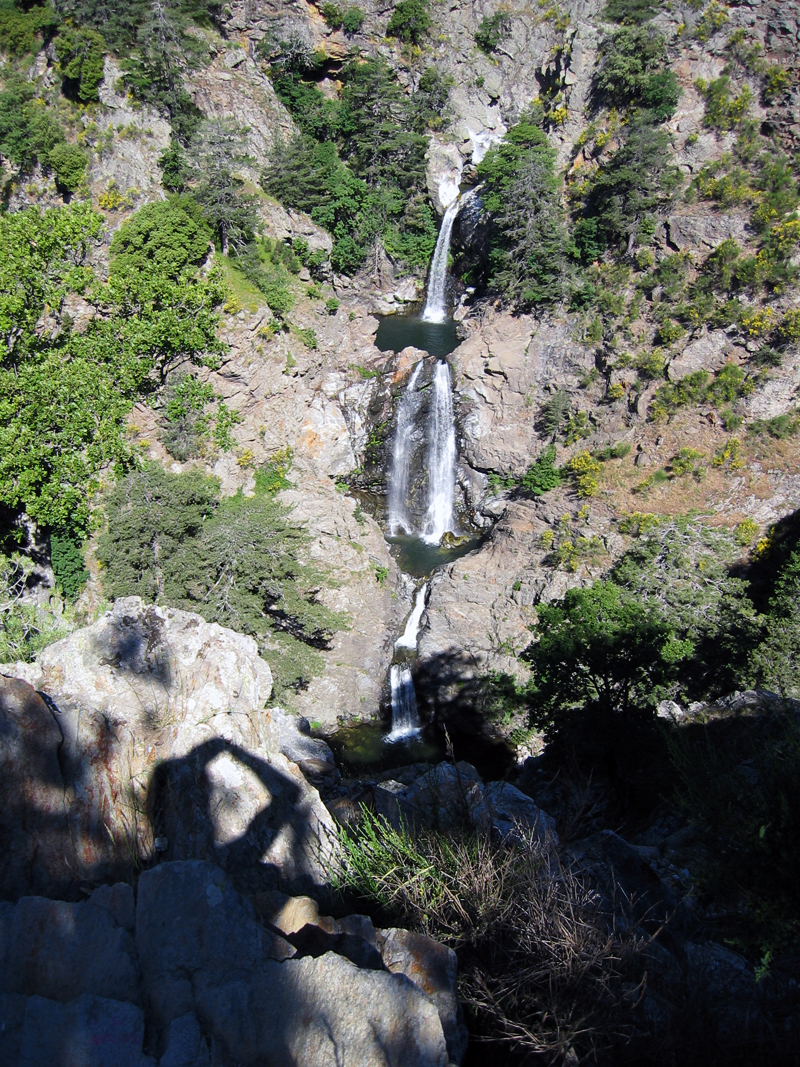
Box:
333 810 648 1063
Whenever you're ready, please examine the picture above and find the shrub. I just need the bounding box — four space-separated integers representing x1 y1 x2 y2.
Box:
386 0 431 44
50 529 88 600
342 6 364 33
159 371 216 460
696 76 752 130
521 445 561 496
568 450 602 497
321 2 343 28
55 26 106 103
0 551 70 662
333 808 645 1060
48 142 88 195
475 11 511 54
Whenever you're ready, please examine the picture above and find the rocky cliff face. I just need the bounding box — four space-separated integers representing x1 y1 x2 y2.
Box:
8 0 800 736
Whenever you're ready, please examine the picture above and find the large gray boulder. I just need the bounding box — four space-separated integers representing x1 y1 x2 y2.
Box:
136 860 450 1067
0 895 140 1005
0 600 337 893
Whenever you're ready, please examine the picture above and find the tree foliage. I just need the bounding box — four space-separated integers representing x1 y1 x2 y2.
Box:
477 120 571 308
55 24 105 101
0 201 223 533
97 465 347 693
575 120 681 258
594 26 679 121
261 54 443 273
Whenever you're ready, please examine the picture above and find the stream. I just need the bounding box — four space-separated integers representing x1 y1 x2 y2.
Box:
332 191 515 781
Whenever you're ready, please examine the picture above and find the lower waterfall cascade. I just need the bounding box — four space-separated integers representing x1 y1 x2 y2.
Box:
387 664 421 741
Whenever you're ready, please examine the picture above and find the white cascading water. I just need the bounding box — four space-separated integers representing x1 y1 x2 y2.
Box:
387 664 421 741
387 361 423 536
421 197 461 324
395 582 428 650
421 361 457 545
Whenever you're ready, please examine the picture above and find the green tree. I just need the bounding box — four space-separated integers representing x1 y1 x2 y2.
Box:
478 120 570 308
96 464 220 601
109 195 211 279
0 202 224 532
55 25 106 102
98 466 347 693
594 26 679 121
524 580 680 746
575 120 681 257
187 119 258 255
386 0 430 44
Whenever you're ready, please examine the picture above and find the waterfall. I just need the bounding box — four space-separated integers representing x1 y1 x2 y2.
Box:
421 361 457 545
395 582 428 650
387 361 424 536
387 664 421 741
421 198 461 324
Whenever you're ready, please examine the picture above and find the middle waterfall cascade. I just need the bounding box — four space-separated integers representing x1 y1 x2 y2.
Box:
395 582 428 649
387 664 421 740
421 361 457 545
387 361 423 536
421 197 461 324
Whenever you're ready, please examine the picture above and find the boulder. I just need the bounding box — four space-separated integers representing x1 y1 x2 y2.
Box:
372 761 557 848
0 677 75 899
0 895 140 1005
379 927 468 1065
136 860 450 1067
15 994 154 1067
0 599 337 893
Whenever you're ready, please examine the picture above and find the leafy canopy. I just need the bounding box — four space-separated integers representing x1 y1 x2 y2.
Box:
0 201 224 533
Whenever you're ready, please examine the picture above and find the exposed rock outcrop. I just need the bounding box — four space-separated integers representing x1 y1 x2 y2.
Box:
0 599 336 895
0 860 462 1067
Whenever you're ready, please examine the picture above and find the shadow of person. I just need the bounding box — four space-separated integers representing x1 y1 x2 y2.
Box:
147 737 333 897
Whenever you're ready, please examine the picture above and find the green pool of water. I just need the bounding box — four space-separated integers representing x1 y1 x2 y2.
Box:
385 533 482 578
375 314 461 359
327 719 516 781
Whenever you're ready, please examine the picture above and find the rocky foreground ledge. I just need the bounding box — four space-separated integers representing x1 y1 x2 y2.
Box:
0 858 465 1066
0 598 470 1065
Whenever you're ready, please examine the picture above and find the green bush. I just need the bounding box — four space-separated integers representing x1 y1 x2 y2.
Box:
386 0 431 44
602 0 663 22
0 551 70 662
321 2 343 28
474 11 511 54
55 26 106 103
520 444 561 495
342 6 364 33
50 529 89 600
594 26 680 121
48 142 88 195
159 371 216 460
110 196 212 280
